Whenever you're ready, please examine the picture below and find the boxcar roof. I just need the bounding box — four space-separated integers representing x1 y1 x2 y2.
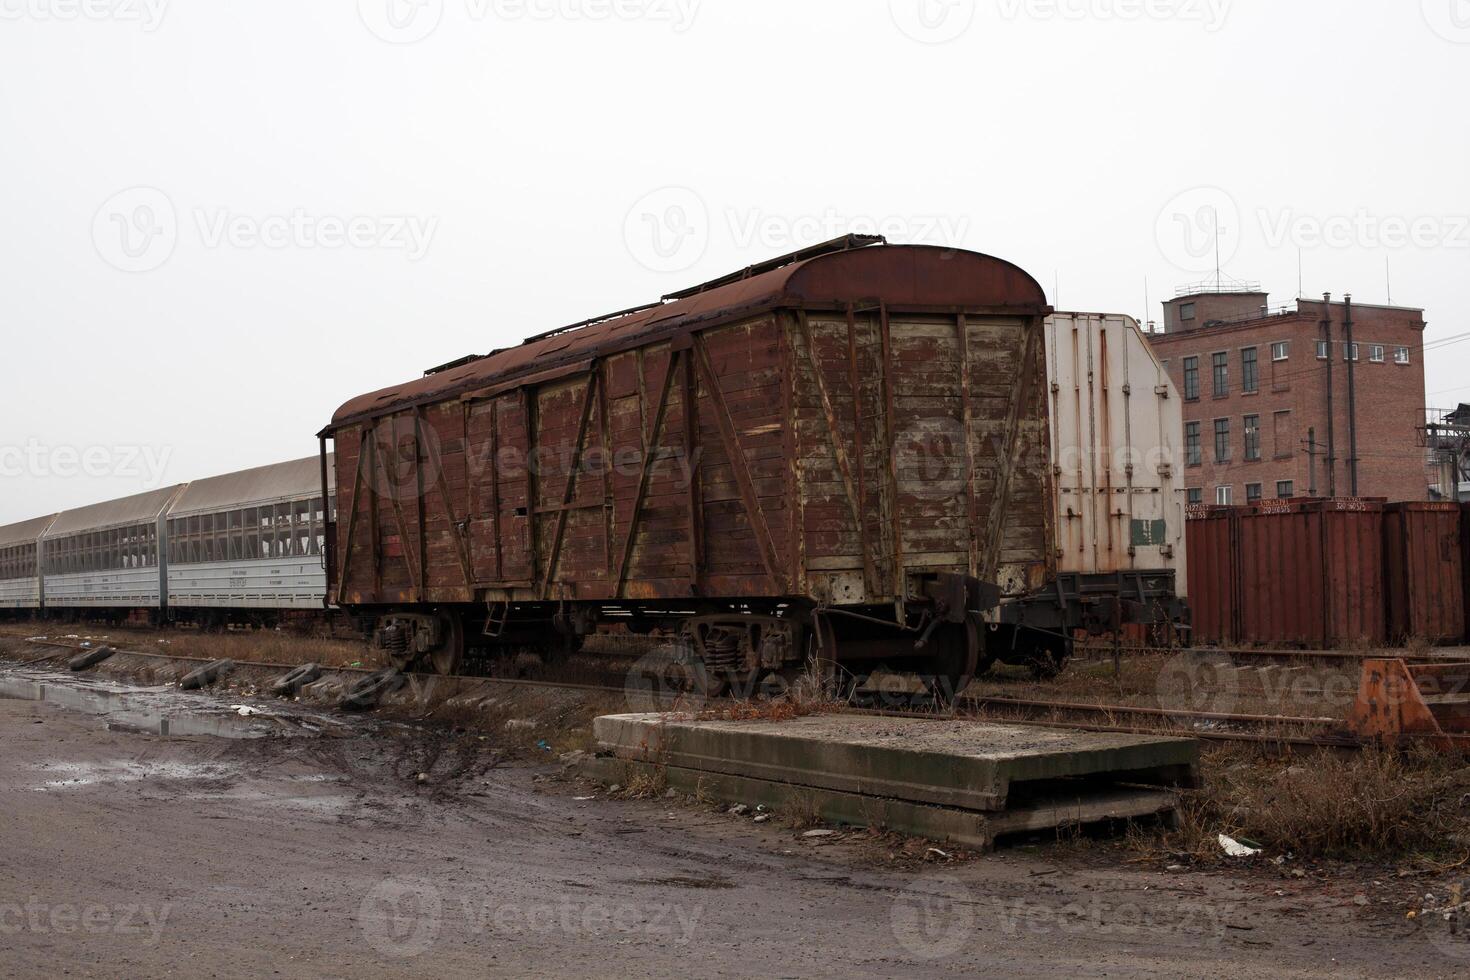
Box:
167 455 334 519
328 243 1048 429
44 485 185 538
0 513 59 548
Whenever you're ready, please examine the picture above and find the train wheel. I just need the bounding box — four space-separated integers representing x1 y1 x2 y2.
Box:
922 615 982 705
429 614 465 676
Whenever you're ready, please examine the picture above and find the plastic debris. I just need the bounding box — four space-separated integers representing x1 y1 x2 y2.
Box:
230 705 262 717
1218 834 1262 858
536 740 551 752
802 829 836 839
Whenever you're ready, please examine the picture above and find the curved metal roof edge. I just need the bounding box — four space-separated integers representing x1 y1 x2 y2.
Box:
324 243 1048 432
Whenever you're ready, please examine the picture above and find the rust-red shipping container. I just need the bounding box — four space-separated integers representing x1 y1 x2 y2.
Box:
1236 499 1386 648
1461 501 1470 642
1383 502 1464 644
1185 506 1239 645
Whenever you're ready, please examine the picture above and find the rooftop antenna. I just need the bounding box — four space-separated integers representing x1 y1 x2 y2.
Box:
1386 255 1393 305
1143 277 1150 328
1297 247 1303 299
1213 206 1222 291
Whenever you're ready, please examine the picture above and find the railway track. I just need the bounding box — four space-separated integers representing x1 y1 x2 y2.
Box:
1073 642 1470 666
1 632 1373 750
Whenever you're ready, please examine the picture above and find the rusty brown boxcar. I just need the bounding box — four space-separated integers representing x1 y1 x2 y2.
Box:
318 238 1181 693
1383 502 1465 644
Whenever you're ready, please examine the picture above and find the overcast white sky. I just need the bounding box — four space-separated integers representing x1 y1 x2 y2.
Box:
2 0 1468 524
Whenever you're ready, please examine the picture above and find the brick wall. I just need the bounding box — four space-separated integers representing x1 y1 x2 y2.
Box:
1149 298 1429 504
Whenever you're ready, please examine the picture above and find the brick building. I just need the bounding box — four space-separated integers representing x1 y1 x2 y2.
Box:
1147 286 1429 505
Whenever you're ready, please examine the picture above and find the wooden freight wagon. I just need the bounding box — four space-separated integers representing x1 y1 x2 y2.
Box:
319 238 1180 693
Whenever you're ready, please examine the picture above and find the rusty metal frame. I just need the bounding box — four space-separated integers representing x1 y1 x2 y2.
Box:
420 404 473 592
982 317 1043 581
335 428 365 605
878 303 903 607
375 417 422 601
612 350 678 595
681 346 704 593
797 310 872 592
695 332 784 590
539 371 600 599
781 313 805 597
957 313 980 579
844 304 872 595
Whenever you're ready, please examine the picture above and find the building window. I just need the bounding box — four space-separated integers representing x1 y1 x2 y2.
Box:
1180 302 1196 321
1394 345 1410 365
1216 485 1234 505
1276 480 1295 499
1243 414 1261 461
1316 340 1328 360
1185 421 1202 466
1369 344 1385 363
1343 342 1359 362
1246 482 1263 503
1271 341 1290 361
1212 352 1229 396
1182 356 1199 401
1241 347 1258 394
1187 488 1203 506
1214 418 1231 462
1273 410 1294 458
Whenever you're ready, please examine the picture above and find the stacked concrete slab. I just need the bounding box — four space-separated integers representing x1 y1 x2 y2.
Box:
586 713 1199 850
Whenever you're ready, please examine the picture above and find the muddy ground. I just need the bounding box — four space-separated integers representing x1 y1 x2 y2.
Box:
0 646 1466 977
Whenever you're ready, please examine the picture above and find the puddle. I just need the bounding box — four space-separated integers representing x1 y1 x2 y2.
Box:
0 673 295 740
30 759 238 791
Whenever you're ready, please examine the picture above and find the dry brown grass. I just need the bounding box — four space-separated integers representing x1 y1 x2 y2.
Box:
1158 743 1470 862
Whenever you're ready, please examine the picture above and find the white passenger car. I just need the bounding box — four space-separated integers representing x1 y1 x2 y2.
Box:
0 514 57 612
40 486 185 611
164 456 334 614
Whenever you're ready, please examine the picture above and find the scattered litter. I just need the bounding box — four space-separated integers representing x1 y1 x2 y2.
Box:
753 814 770 823
348 661 362 667
229 705 262 717
728 804 749 816
1218 834 1262 858
25 636 47 641
607 784 622 794
536 740 551 752
802 829 836 839
574 796 596 802
925 848 951 862
505 719 537 731
416 772 430 784
79 642 91 648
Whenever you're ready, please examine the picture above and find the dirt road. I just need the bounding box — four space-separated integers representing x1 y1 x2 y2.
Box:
0 669 1459 978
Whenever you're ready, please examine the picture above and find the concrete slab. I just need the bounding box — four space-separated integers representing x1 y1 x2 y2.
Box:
592 712 1199 814
584 755 1182 851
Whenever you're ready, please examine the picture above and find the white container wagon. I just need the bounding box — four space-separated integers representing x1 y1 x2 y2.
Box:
1042 312 1189 635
